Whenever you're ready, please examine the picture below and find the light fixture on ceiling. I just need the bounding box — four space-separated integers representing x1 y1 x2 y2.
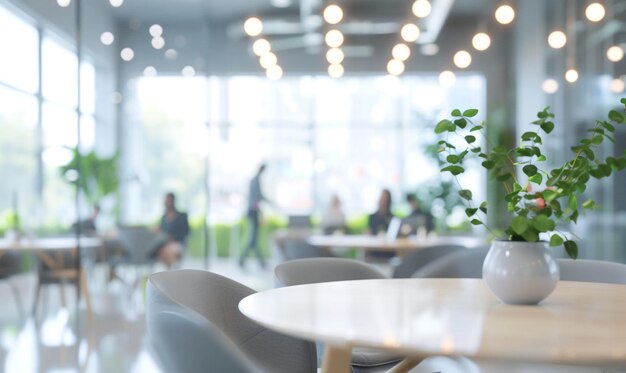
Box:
392 44 411 61
325 29 344 48
328 64 344 78
495 4 515 25
143 66 157 77
412 0 432 18
565 68 578 83
260 53 278 68
244 17 263 37
471 32 491 51
547 31 567 49
326 48 344 64
109 0 123 7
323 5 343 25
421 43 439 55
165 48 178 60
453 50 472 69
611 77 625 93
542 79 559 94
253 39 271 56
585 2 605 22
100 32 114 45
439 70 456 87
57 0 71 8
182 66 196 77
271 0 291 8
149 24 163 37
151 37 165 50
120 47 134 61
607 45 624 62
266 65 283 80
400 24 420 43
387 59 405 76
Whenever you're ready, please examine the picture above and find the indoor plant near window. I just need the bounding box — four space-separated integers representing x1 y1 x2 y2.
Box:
435 98 626 304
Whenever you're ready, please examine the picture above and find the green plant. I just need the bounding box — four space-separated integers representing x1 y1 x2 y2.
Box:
435 99 626 259
60 148 119 207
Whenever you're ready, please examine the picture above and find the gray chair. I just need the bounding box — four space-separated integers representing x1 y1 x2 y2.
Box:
0 252 24 320
274 258 400 372
412 246 490 279
392 245 466 278
280 239 337 261
146 269 317 373
558 259 626 284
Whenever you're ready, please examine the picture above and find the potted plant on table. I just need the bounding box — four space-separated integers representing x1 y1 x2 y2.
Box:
435 98 626 304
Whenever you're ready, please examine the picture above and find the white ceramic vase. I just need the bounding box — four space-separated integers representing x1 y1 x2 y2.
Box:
482 240 559 305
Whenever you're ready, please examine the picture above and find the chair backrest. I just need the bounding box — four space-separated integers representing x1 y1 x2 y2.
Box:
392 245 466 278
275 257 387 287
0 252 22 279
558 259 626 284
281 240 336 261
117 226 165 264
147 269 316 373
412 247 490 279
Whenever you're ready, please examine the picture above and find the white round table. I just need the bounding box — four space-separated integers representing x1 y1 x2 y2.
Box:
239 278 626 372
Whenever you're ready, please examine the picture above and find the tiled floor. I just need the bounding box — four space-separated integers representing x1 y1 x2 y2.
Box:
0 258 275 373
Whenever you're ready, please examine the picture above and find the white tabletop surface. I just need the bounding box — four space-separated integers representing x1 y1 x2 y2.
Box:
0 236 102 251
239 278 626 367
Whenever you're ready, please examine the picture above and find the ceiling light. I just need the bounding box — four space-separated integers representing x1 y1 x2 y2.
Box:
253 39 271 56
323 5 343 25
182 66 196 77
387 59 405 76
439 70 456 87
547 31 567 49
109 0 123 7
143 66 157 77
57 0 71 7
611 78 625 93
453 50 472 69
149 24 163 37
165 48 178 60
495 4 515 25
266 65 283 80
260 53 278 68
565 69 578 83
244 17 263 37
400 24 420 43
471 32 491 51
392 44 411 61
585 2 605 22
100 32 114 45
542 79 559 94
421 43 439 55
328 64 344 78
607 46 624 62
120 48 134 61
326 48 344 64
325 30 344 48
151 37 165 49
271 0 291 8
412 0 432 18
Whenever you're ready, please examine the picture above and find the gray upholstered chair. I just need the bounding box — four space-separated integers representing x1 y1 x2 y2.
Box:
392 245 466 278
274 258 400 372
411 247 490 279
146 269 317 373
558 259 626 284
279 239 336 261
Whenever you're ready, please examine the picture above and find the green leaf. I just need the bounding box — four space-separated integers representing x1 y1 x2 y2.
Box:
591 135 603 145
582 199 595 209
465 208 478 217
529 173 543 185
568 194 577 211
458 189 473 200
464 135 476 144
451 109 461 116
522 164 538 176
454 118 468 128
479 201 487 214
481 160 495 169
537 155 547 162
532 215 555 232
601 121 616 132
549 234 564 247
540 121 555 134
446 155 460 164
470 125 483 132
609 110 625 123
510 216 528 235
441 165 465 176
564 240 578 259
435 119 455 134
543 189 558 202
470 219 482 226
463 109 478 117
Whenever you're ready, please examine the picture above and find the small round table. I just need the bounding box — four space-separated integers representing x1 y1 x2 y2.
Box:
239 278 626 372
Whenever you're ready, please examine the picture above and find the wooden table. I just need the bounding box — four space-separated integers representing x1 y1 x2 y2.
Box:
0 236 102 316
239 278 626 372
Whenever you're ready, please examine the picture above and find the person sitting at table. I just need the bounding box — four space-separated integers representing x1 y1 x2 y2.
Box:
71 204 100 236
320 194 347 234
366 189 394 236
153 192 189 269
406 193 434 234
